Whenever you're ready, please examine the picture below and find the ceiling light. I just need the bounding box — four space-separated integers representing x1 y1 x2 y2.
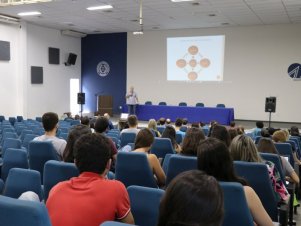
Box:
133 31 144 35
170 0 195 2
0 0 52 7
18 11 41 16
87 5 113 11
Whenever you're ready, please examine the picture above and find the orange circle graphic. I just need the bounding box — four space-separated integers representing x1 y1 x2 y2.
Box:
188 72 198 81
189 59 197 68
176 59 187 68
188 46 198 55
200 58 210 68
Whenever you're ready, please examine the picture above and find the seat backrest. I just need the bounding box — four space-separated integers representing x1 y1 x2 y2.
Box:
120 132 136 147
43 160 79 201
28 141 59 181
157 126 165 134
101 221 134 226
216 103 225 108
0 195 51 226
150 138 175 159
16 116 24 122
158 102 167 106
59 132 68 140
254 136 262 144
175 133 182 144
2 138 22 157
233 161 278 221
259 153 286 184
220 182 253 226
1 148 29 181
20 129 34 141
274 143 294 166
3 168 43 201
127 185 164 226
290 136 301 157
115 152 157 188
22 134 38 150
195 102 204 107
179 126 187 133
166 155 197 186
202 127 209 136
3 128 15 134
178 102 187 106
162 153 174 174
145 101 152 105
8 117 16 126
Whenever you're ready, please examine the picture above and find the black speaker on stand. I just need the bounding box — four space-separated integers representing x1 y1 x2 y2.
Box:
265 97 276 129
77 93 85 118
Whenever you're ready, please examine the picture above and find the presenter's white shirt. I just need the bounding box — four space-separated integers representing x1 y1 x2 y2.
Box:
126 91 138 105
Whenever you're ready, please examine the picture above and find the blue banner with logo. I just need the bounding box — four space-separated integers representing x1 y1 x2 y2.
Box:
288 63 301 80
81 33 127 115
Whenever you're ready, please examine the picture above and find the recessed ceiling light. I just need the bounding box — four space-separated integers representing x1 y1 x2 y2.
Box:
18 11 41 16
170 0 195 2
87 5 113 11
133 31 144 35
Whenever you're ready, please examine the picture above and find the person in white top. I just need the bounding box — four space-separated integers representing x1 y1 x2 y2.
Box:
120 115 140 135
125 86 138 115
34 112 66 160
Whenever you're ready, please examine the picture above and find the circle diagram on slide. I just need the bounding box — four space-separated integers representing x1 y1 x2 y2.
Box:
176 45 211 81
167 35 225 82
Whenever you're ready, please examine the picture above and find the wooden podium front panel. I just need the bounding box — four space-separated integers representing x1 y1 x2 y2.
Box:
98 95 113 116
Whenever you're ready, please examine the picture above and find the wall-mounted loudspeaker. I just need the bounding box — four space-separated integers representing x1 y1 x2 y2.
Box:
265 97 276 113
65 53 77 66
49 47 60 64
77 93 85 105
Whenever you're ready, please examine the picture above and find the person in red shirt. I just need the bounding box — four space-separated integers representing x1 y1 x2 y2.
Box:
46 133 134 226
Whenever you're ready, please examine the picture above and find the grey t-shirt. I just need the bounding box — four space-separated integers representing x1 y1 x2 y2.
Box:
126 91 138 105
33 135 66 160
280 156 294 176
120 128 140 135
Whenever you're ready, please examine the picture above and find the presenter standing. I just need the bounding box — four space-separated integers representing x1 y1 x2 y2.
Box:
126 86 139 115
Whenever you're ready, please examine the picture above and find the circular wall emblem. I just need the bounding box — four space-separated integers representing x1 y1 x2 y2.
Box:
97 61 110 77
288 63 301 80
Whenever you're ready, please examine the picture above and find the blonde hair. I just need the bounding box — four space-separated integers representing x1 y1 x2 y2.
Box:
230 135 262 163
272 130 286 143
148 119 157 131
282 129 290 141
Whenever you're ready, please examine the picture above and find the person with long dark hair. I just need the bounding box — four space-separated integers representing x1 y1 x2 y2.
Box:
197 138 273 226
161 125 181 153
157 170 224 226
180 127 205 156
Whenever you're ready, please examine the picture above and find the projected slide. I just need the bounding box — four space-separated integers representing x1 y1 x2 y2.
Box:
167 35 225 81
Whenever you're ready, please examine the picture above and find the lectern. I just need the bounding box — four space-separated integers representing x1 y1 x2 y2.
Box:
97 95 113 116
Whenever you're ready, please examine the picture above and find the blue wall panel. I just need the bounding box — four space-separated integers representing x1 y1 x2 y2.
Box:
81 32 127 115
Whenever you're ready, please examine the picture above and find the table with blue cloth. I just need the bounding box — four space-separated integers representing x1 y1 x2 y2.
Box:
123 105 234 125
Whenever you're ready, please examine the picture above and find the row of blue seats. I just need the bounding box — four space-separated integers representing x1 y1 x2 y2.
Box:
144 101 226 108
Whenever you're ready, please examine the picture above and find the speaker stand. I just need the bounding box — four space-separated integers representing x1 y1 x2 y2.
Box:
268 111 272 129
80 104 83 119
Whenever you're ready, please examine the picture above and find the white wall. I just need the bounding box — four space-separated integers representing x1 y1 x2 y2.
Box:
0 22 81 119
0 23 24 117
26 23 81 119
127 24 301 122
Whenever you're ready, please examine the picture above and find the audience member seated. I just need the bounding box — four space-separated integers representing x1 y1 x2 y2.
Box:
104 113 114 130
174 118 185 138
236 125 245 135
290 126 301 138
161 126 181 153
228 128 238 141
132 128 166 187
257 138 299 184
157 118 166 126
157 170 224 226
94 117 118 163
230 135 289 202
89 117 97 132
46 133 134 226
210 124 231 147
261 128 271 138
197 138 273 226
80 116 90 126
182 118 188 127
180 127 205 156
34 112 66 160
191 122 200 128
62 112 73 120
272 130 301 165
252 121 265 138
208 120 218 137
230 121 236 128
120 115 140 134
63 124 92 163
166 118 171 125
147 119 161 137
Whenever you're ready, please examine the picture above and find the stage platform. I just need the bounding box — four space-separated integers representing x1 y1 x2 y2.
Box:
123 104 234 125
